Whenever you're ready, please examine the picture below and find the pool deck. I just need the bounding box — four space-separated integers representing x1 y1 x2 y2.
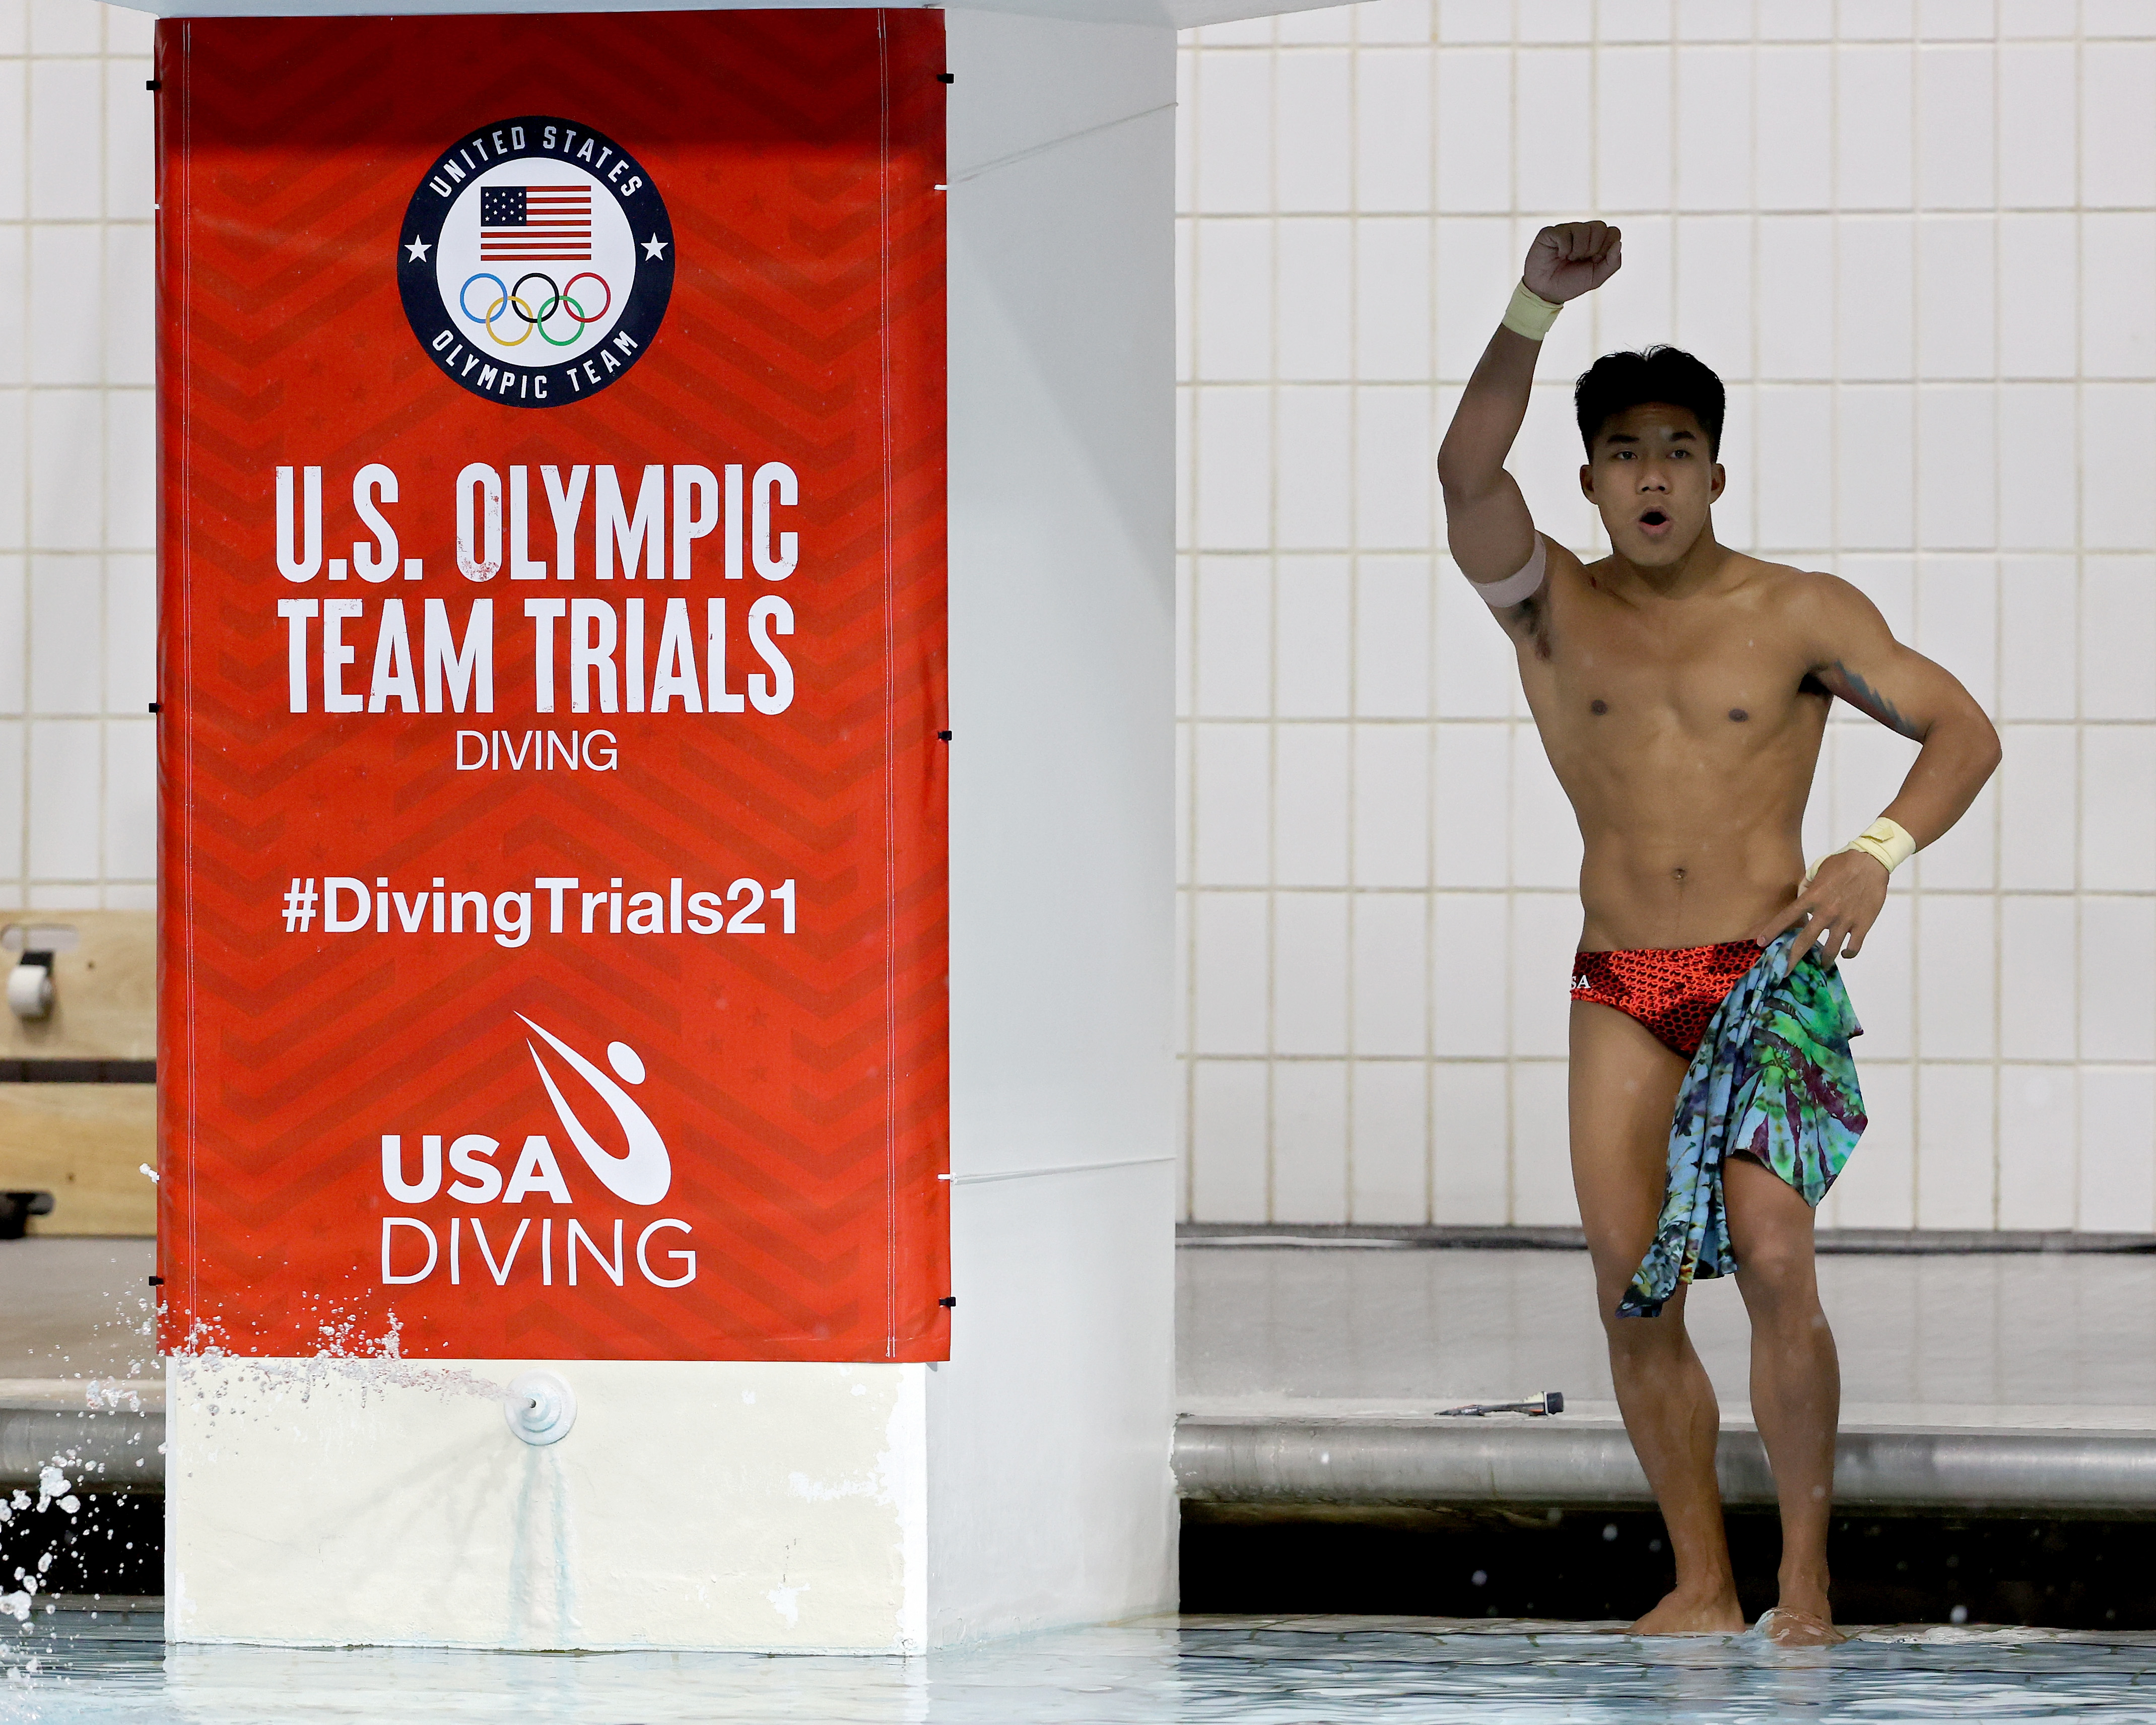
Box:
6 1235 2156 1515
0 1238 159 1492
1175 1236 2156 1516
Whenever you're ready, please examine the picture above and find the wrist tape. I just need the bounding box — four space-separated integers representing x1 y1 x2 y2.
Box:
1501 279 1562 341
1841 816 1916 873
1804 816 1916 887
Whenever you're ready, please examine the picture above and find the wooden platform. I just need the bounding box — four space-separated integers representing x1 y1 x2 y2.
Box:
0 912 155 1237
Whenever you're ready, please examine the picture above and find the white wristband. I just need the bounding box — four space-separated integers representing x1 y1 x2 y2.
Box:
1472 537 1547 609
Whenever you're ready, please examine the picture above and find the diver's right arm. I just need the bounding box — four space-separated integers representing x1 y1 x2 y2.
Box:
1436 221 1622 591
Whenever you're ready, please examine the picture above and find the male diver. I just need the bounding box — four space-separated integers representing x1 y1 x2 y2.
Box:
1437 222 2000 1644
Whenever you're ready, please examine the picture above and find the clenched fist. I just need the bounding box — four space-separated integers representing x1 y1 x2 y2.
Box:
1524 221 1622 304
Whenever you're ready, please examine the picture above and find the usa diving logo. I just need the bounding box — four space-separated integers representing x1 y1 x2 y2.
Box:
516 1014 670 1206
376 1014 695 1291
397 116 675 408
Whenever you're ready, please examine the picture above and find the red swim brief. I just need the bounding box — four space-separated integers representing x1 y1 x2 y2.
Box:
1571 940 1766 1060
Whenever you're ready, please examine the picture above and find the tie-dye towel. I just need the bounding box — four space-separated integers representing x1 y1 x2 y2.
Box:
1618 931 1866 1320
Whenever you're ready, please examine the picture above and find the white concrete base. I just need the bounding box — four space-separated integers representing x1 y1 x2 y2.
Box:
165 1357 927 1652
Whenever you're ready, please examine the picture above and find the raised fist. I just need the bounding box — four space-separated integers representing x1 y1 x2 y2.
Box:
1523 222 1622 304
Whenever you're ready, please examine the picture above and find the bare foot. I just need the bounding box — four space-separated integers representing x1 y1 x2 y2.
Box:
1630 1586 1747 1635
1755 1606 1847 1647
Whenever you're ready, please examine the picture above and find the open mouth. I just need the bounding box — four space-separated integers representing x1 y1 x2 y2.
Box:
1639 509 1669 529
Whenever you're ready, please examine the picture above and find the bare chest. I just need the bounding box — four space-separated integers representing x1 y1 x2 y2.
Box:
1517 583 1823 757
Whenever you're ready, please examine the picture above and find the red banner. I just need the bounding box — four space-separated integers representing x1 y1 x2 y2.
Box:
155 12 950 1362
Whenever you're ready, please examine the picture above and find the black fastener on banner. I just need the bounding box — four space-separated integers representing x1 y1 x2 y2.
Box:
938 1296 957 1308
937 72 954 84
937 729 952 741
146 79 161 91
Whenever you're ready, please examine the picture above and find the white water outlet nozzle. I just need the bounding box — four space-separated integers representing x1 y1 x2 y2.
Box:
504 1370 576 1446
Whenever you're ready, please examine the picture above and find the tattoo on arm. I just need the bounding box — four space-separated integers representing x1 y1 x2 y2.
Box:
1828 659 1923 741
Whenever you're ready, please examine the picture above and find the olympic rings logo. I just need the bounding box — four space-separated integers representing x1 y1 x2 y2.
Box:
458 271 614 348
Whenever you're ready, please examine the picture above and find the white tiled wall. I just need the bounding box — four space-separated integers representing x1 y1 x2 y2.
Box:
1176 0 2156 1234
0 0 157 912
12 1 2150 1229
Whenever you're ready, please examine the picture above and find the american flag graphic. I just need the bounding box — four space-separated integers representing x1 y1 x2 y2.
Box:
478 185 592 262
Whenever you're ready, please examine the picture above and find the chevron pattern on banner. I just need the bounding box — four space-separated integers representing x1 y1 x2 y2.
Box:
155 13 950 1362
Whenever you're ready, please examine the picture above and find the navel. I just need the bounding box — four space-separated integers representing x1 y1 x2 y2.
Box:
1590 699 1608 715
1671 867 1688 884
1728 708 1748 722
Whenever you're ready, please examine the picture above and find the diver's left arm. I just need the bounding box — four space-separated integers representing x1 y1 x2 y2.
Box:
1749 574 2002 964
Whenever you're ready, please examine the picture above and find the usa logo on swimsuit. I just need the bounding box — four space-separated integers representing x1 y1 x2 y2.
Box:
397 116 675 408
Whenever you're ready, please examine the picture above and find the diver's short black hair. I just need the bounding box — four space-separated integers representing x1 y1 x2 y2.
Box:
1574 346 1725 458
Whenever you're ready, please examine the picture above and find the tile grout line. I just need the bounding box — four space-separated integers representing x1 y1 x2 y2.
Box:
1182 36 1203 1224
1261 29 1279 1226
97 5 110 907
1988 18 2006 1232
2070 1 2090 1230
1501 2 1519 1229
1337 6 1358 1227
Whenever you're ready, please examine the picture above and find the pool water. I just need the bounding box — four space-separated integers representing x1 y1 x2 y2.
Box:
9 1607 2156 1722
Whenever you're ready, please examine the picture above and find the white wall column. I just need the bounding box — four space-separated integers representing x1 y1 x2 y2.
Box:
934 12 1180 1638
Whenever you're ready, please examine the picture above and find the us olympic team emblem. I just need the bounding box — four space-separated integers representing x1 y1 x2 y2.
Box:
398 115 673 407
